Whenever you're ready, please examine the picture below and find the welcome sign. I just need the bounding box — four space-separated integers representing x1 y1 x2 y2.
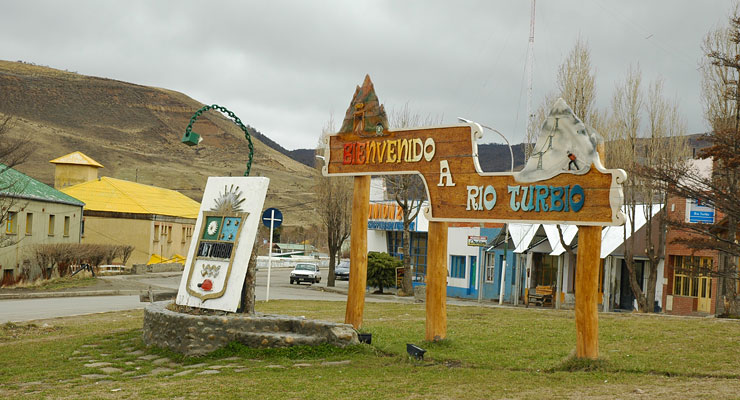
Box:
322 98 626 227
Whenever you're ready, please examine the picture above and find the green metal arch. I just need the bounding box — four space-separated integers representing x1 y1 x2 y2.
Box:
182 104 254 176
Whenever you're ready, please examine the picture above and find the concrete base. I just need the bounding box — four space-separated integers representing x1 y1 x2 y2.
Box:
143 301 359 356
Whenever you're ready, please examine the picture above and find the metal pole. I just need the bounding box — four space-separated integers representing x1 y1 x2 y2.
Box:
499 228 509 304
265 210 275 302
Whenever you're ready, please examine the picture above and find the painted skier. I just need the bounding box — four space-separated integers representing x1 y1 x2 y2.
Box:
567 151 579 171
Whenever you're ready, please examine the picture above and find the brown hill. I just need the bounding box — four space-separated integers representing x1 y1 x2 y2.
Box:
0 60 319 227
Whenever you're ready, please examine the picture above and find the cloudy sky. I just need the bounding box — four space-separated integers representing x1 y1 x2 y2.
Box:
0 1 733 150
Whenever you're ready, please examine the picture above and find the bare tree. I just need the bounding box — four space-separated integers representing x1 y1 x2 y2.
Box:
386 105 440 296
641 5 740 316
609 66 689 313
0 115 33 248
316 117 353 287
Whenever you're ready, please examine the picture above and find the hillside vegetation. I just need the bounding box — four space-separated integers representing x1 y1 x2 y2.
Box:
0 60 319 226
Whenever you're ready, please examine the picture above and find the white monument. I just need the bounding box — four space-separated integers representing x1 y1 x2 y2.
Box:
176 177 269 312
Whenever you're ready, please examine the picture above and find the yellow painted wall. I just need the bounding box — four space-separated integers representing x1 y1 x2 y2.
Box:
54 164 99 189
0 199 82 274
81 215 195 266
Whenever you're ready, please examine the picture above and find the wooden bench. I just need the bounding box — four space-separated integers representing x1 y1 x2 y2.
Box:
526 285 554 308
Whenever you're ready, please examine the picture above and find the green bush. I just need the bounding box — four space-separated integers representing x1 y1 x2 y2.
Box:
367 251 401 294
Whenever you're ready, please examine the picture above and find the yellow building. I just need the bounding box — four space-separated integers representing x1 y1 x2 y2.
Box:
53 152 200 267
49 151 104 189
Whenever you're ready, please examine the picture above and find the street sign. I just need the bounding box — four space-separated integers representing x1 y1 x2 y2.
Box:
262 208 283 228
467 236 488 247
686 199 714 224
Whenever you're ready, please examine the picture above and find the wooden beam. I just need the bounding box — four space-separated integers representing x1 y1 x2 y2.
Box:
575 225 601 359
345 176 370 329
426 221 448 341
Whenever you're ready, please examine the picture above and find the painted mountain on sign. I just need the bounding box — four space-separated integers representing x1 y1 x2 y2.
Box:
339 74 388 136
515 98 603 183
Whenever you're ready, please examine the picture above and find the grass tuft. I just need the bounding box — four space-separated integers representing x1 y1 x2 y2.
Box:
205 342 372 361
551 356 611 372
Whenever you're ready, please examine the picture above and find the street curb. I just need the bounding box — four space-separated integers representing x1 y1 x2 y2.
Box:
309 285 419 303
0 289 150 300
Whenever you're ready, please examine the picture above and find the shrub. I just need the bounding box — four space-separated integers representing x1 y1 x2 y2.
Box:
367 251 401 294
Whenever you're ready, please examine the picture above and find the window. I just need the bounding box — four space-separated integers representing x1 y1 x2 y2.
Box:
48 215 55 236
485 253 496 283
449 255 466 279
5 212 17 235
533 253 557 287
673 255 713 297
182 227 187 243
25 213 33 235
167 226 172 243
63 216 70 237
387 231 428 280
153 224 160 242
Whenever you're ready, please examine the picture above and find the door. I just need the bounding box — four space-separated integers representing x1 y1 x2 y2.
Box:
467 256 478 297
619 261 635 310
697 276 712 313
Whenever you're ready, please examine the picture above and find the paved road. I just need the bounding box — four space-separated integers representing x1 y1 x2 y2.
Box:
0 268 401 323
0 295 146 323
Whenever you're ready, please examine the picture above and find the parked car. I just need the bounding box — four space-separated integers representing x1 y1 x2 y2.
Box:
290 263 321 284
334 261 350 280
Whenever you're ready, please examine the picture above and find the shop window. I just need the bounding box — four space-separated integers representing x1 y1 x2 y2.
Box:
387 230 428 280
5 212 17 235
48 215 55 236
25 213 33 235
63 216 70 237
449 255 466 279
533 253 557 287
673 255 713 297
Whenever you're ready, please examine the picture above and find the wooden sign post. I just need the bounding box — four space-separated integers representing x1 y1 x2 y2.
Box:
323 76 625 356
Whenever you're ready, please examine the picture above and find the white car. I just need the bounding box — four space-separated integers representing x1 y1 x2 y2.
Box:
290 263 321 285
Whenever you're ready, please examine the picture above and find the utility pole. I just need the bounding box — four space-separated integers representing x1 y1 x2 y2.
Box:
525 0 536 160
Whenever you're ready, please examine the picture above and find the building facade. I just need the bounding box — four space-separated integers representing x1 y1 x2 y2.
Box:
0 165 84 283
52 152 199 267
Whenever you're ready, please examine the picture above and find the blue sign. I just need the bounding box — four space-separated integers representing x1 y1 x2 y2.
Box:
368 220 415 231
687 199 714 224
262 208 283 228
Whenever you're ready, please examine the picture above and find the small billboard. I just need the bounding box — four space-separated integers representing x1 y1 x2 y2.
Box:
686 198 715 224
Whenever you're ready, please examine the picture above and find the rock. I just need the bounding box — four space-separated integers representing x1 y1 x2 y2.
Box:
321 360 351 366
81 374 108 379
84 362 111 368
197 370 220 375
100 367 122 374
148 368 174 375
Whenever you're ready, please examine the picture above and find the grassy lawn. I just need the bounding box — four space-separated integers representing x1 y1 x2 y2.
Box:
2 274 98 291
1 301 739 399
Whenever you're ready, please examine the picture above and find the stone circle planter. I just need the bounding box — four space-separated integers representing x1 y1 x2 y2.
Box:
143 301 359 356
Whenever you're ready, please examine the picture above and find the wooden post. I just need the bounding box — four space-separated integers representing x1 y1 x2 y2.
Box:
345 176 370 329
575 225 601 359
426 221 448 341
